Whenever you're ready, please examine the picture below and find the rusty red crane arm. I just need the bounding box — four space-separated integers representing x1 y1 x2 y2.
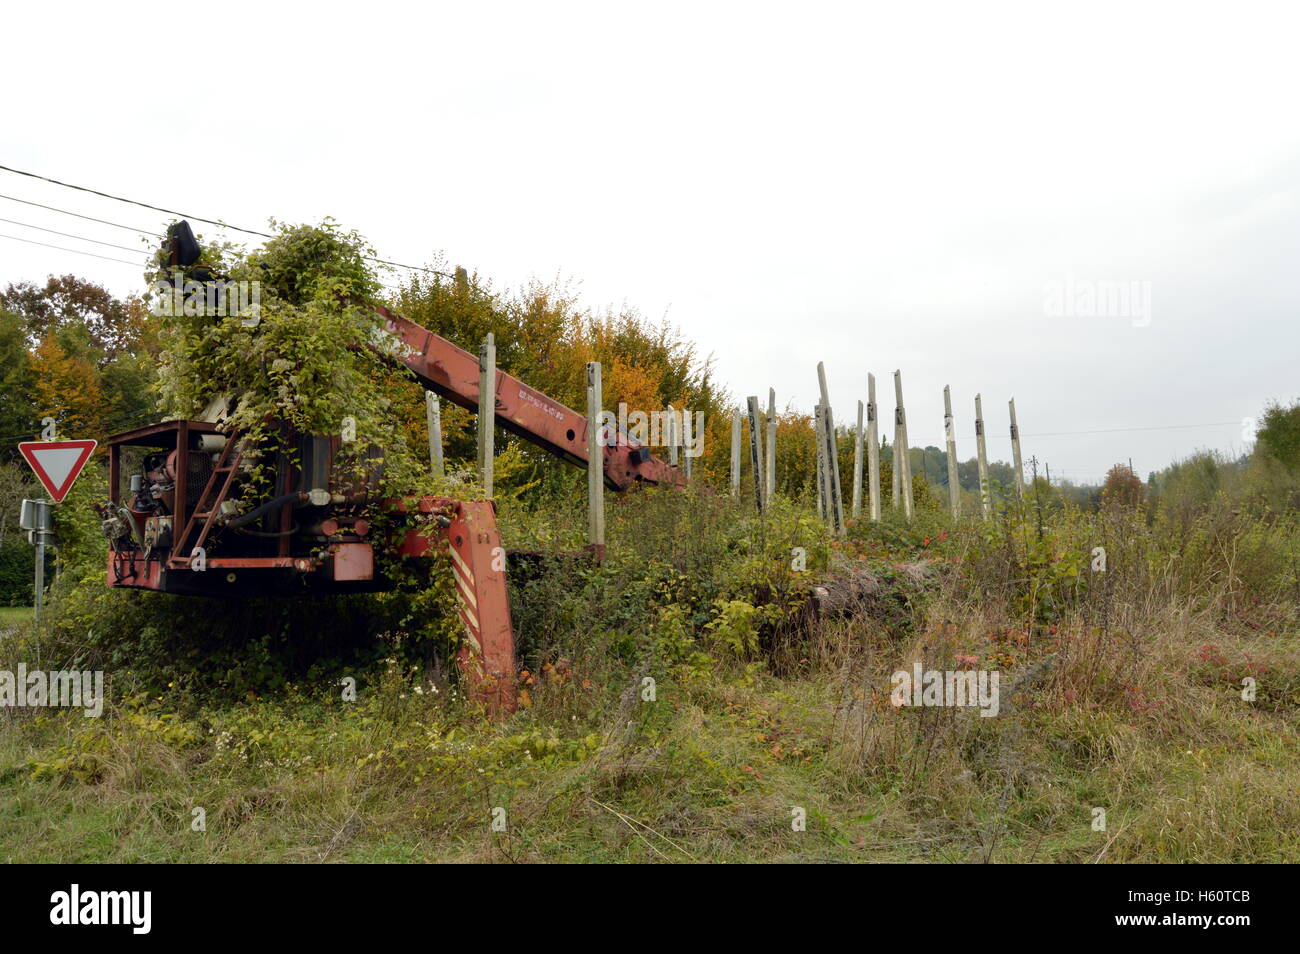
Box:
373 303 682 490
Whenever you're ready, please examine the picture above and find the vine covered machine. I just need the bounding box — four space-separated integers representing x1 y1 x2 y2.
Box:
99 223 681 712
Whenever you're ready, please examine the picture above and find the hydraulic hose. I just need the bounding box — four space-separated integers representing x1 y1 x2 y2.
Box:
224 491 306 530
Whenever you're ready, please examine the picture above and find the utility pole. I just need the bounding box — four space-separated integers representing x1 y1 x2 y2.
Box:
943 384 960 519
477 332 495 497
975 393 991 520
894 370 913 521
867 373 881 521
586 362 605 555
1009 398 1025 500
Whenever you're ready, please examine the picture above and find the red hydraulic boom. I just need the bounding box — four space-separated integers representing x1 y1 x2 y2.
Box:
102 269 683 716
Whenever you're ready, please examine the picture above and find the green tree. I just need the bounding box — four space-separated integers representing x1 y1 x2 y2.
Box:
0 311 36 457
1256 399 1300 472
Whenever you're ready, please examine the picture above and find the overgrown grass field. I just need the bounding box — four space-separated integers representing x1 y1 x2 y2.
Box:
3 461 1297 863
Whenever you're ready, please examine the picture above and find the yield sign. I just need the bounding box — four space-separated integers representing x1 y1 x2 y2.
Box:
18 440 98 503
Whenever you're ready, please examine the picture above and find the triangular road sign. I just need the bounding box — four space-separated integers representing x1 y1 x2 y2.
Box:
18 440 98 503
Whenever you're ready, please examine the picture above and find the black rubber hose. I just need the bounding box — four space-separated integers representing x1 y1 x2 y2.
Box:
225 491 305 530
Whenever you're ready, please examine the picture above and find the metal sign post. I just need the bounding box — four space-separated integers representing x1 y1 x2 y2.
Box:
19 498 53 630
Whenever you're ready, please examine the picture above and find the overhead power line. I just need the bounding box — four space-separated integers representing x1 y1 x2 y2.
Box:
0 163 452 279
0 192 160 236
909 420 1241 447
0 232 144 267
0 216 147 255
1023 421 1241 438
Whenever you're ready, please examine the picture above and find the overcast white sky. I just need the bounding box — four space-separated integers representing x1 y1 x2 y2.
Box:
2 1 1298 482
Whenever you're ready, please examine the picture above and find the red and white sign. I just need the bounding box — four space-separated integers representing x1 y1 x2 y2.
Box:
18 440 98 503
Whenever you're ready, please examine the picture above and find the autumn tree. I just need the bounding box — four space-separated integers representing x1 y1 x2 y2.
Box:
1 274 150 361
30 332 110 440
1101 463 1145 509
0 311 36 456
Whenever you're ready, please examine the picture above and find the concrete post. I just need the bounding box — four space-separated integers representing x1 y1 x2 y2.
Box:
477 333 495 497
975 393 991 519
765 388 776 505
730 410 741 497
943 385 960 518
816 363 846 534
852 399 864 519
667 404 678 468
1009 398 1025 500
746 396 766 512
814 404 828 524
867 373 881 521
894 370 913 521
682 407 693 483
587 362 605 550
425 391 444 477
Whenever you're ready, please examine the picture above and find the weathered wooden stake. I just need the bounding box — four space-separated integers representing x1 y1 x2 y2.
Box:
867 373 881 521
477 333 496 497
746 396 766 512
852 399 864 519
765 388 776 505
975 393 991 519
894 370 913 521
587 362 605 551
730 410 741 496
943 385 960 518
1009 398 1025 500
425 391 444 477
